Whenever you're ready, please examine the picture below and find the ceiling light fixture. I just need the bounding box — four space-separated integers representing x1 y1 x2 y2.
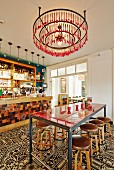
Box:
0 38 2 50
8 42 12 55
0 20 5 24
42 56 45 73
17 46 21 61
31 52 34 62
37 54 40 66
25 49 28 61
33 7 88 57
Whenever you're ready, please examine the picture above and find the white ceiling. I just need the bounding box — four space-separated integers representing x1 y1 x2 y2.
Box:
0 0 114 66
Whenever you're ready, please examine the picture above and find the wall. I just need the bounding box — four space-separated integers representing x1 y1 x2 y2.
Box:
88 50 112 119
112 48 114 122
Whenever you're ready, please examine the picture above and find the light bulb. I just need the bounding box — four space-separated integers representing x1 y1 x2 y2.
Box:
58 41 62 46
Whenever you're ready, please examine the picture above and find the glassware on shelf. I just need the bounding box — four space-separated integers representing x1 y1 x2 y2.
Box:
36 72 41 80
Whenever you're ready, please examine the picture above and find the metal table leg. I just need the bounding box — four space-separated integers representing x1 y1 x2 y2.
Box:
104 105 106 117
29 116 33 164
68 130 72 170
104 105 106 132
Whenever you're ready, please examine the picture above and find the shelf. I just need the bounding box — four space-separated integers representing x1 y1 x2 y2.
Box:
0 77 11 80
36 80 44 82
0 69 12 71
14 71 33 74
0 86 13 88
14 79 35 82
0 58 39 88
29 73 35 75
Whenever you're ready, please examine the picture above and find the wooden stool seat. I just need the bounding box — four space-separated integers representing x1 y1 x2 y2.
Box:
97 117 111 123
97 116 111 136
72 135 90 150
89 119 104 126
36 121 49 128
80 123 98 133
72 135 91 170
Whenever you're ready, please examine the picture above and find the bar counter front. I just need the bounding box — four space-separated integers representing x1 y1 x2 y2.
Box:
0 96 52 128
29 103 106 170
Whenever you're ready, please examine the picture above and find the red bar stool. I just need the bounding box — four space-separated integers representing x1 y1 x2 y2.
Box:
89 119 105 151
80 123 98 164
97 117 111 137
72 135 91 170
36 121 52 158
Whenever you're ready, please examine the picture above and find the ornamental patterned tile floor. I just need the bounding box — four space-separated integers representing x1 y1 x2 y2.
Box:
0 124 114 170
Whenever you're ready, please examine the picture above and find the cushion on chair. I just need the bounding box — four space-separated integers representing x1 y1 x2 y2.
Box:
97 117 111 123
80 123 98 133
72 135 90 150
36 121 49 128
89 119 104 127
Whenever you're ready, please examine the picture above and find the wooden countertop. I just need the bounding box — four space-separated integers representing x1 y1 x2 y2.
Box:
0 96 53 105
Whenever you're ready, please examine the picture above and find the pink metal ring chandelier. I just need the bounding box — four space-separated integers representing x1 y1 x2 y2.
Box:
33 7 88 57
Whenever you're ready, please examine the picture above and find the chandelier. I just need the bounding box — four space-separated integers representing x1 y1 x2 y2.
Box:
33 7 88 57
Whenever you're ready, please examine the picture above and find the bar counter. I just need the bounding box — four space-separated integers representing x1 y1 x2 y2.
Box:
0 96 52 105
0 96 52 128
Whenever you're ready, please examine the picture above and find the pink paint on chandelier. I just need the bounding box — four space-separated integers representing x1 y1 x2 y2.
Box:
33 8 88 57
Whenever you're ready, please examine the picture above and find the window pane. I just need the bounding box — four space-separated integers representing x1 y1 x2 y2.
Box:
58 67 65 76
66 65 75 74
51 69 57 77
76 63 87 73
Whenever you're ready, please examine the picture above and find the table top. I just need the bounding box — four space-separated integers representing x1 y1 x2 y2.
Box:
31 103 106 131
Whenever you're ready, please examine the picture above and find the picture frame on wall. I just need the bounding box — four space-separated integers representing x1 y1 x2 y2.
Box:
61 78 66 93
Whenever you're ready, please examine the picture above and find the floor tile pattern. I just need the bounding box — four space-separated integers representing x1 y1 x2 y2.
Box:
0 124 114 170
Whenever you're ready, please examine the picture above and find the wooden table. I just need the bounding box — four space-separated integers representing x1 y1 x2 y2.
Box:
29 103 106 170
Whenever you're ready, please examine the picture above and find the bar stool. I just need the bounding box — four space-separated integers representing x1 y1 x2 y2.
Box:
97 117 111 137
80 123 98 164
72 135 91 170
54 127 67 141
89 119 105 151
36 121 52 158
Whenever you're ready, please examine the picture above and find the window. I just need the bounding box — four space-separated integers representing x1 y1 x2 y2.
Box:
76 62 87 73
58 67 65 76
61 78 66 93
66 65 75 74
51 69 57 77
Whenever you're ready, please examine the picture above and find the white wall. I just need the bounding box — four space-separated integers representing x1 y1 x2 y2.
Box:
88 50 112 119
112 48 114 122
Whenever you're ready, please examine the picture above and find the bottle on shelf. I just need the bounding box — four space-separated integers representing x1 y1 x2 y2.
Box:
36 72 41 80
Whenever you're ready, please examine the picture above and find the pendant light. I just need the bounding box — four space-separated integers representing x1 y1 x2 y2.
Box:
8 42 12 55
25 49 28 61
31 52 34 63
36 54 40 80
0 38 6 57
17 46 21 61
37 54 40 66
0 38 2 50
31 52 34 78
42 56 45 73
33 7 88 57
